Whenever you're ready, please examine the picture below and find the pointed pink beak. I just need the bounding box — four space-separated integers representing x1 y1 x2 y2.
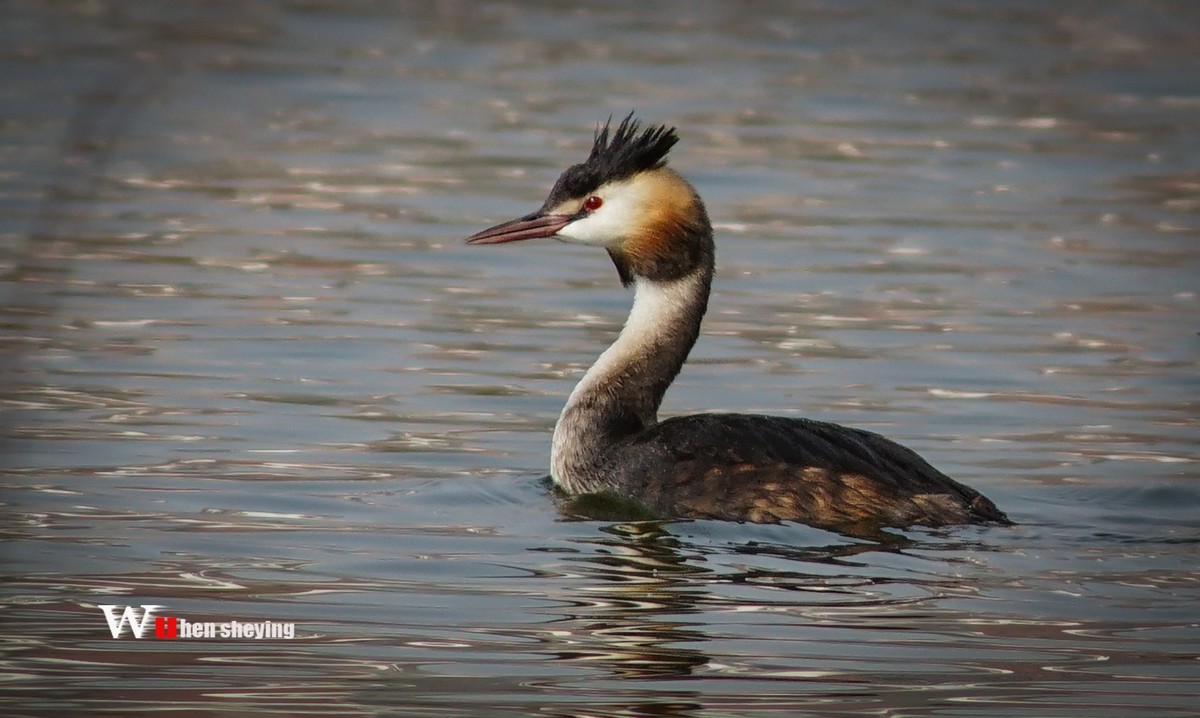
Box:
465 212 572 245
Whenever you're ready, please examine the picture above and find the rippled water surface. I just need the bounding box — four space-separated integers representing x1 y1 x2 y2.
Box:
2 1 1198 715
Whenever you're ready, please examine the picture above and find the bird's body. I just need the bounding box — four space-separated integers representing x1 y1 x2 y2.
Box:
467 115 1009 531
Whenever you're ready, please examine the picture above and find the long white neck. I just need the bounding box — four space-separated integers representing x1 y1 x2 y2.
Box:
551 269 711 493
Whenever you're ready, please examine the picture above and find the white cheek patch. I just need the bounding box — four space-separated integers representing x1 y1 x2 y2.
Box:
555 179 641 247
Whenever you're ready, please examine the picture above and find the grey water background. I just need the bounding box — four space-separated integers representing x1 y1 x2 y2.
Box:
1 1 1198 715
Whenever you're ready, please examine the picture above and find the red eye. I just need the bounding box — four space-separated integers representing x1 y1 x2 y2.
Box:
583 195 603 211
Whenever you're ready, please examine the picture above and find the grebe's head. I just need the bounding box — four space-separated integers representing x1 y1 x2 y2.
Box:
466 113 712 285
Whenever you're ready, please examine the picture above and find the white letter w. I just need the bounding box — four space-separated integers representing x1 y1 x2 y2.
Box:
98 605 165 639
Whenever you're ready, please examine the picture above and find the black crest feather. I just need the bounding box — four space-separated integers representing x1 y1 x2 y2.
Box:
587 113 678 183
542 113 679 209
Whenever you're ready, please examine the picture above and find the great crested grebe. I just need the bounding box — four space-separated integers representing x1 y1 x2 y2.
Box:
467 115 1009 531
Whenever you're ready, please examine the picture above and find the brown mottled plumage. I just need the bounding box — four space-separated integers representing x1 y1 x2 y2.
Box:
467 114 1010 532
